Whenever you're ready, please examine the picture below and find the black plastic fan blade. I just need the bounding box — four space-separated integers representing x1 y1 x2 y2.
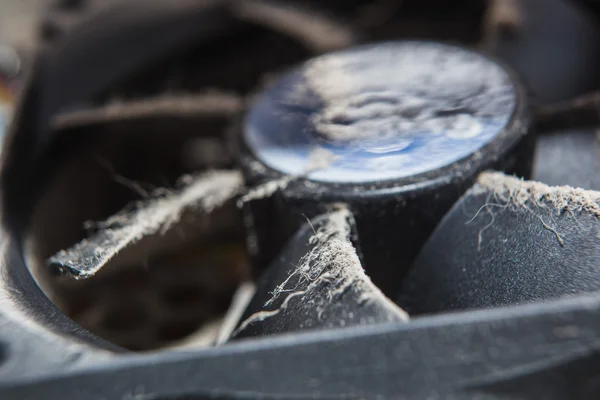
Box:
398 171 600 315
229 209 407 340
394 0 600 314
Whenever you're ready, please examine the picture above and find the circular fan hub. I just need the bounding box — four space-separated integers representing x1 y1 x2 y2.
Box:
244 41 517 183
239 41 532 296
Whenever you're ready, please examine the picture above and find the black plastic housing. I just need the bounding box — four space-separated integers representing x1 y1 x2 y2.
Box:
2 1 600 399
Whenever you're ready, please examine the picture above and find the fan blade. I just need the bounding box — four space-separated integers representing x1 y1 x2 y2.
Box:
485 0 600 104
398 171 600 315
229 207 407 340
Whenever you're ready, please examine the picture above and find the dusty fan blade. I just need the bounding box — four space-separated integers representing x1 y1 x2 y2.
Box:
398 171 600 315
229 207 407 340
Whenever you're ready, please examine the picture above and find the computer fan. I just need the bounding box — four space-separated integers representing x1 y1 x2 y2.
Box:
2 0 600 399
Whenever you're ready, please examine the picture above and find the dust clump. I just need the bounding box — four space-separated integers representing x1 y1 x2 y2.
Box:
475 172 600 218
470 172 600 248
49 170 244 278
237 147 336 206
233 206 408 335
52 92 242 130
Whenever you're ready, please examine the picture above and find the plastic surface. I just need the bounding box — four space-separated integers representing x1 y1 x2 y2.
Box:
239 40 532 296
230 209 407 340
2 1 600 399
399 172 600 314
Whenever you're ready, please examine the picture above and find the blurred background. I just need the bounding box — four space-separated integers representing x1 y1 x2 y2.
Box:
0 0 42 51
0 0 42 152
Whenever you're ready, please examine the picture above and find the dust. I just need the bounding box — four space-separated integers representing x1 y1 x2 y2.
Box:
475 172 600 217
48 170 244 278
49 142 337 278
470 171 600 248
52 92 242 130
237 147 336 207
303 41 515 148
237 175 294 206
232 206 408 335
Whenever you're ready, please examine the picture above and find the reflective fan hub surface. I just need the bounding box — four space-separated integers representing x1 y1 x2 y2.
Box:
244 41 517 183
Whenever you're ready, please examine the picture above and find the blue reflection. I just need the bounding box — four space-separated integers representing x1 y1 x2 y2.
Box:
244 42 516 183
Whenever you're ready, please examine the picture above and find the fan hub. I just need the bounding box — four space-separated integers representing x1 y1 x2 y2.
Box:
244 41 517 183
238 41 532 296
